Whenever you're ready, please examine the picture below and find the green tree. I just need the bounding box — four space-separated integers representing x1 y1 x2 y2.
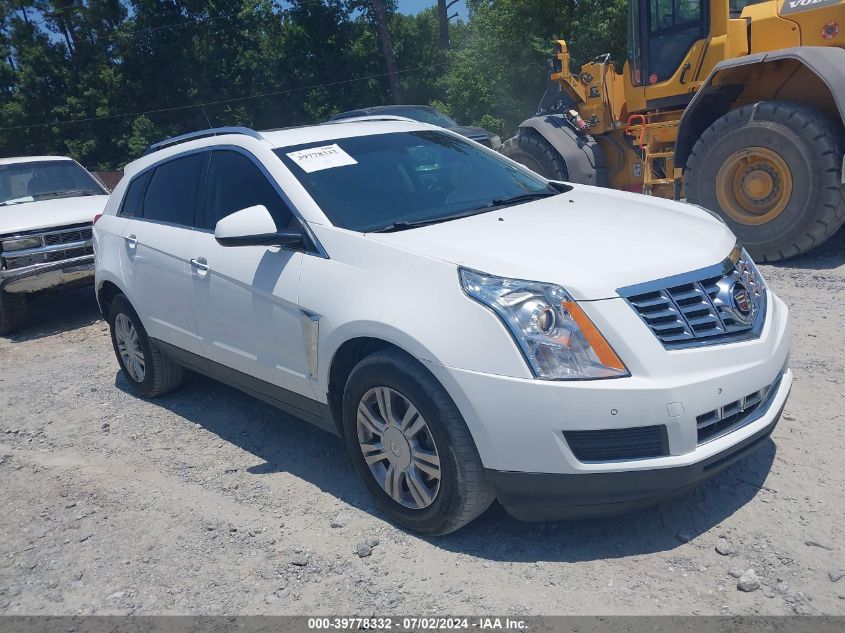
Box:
441 0 626 134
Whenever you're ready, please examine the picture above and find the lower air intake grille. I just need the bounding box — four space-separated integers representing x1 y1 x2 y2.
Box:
563 425 669 462
696 372 783 444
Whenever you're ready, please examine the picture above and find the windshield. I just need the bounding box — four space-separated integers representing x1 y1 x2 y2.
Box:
0 160 105 206
276 131 558 232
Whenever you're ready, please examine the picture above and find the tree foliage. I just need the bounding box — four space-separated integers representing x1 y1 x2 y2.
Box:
0 0 626 169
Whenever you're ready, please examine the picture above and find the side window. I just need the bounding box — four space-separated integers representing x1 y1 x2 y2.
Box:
142 153 205 226
118 171 151 217
204 150 294 230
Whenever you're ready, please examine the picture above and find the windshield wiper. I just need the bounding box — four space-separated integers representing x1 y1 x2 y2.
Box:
484 190 558 208
34 189 98 199
370 191 559 233
370 217 457 233
0 197 33 207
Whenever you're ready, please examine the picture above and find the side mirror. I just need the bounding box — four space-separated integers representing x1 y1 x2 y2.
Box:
214 205 303 248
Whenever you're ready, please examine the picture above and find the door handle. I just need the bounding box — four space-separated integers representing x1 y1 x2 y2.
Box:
125 234 137 249
190 257 210 275
679 62 692 85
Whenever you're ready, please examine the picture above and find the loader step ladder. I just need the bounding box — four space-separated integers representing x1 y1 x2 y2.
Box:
624 115 680 195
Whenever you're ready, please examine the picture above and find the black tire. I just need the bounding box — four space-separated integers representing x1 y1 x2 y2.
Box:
500 129 570 181
342 348 495 535
108 294 183 398
685 101 845 262
0 291 29 336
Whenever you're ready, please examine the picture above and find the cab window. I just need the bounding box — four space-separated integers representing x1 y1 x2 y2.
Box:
646 0 707 84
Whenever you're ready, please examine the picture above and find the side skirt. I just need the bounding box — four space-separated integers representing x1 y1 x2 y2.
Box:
152 338 338 436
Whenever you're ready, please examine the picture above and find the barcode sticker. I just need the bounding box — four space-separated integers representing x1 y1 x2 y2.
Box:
286 144 358 173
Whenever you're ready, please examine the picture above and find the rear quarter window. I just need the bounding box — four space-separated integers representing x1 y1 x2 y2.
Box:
118 171 152 217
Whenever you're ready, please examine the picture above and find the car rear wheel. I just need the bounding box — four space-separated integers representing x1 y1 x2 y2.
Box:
108 294 183 398
342 348 495 535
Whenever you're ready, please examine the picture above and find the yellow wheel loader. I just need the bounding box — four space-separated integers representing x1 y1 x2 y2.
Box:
500 0 845 261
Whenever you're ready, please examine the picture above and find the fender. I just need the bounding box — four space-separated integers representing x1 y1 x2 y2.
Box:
676 46 845 169
517 115 608 187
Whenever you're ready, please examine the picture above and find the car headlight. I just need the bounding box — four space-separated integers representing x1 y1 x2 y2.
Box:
459 268 628 380
1 236 42 252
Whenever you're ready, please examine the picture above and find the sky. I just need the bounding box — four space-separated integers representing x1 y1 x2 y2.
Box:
397 0 469 21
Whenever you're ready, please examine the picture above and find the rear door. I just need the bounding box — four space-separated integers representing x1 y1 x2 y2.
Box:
118 151 207 356
187 148 313 401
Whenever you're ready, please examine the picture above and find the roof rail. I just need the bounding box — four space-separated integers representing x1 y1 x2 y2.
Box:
144 127 262 155
323 115 415 125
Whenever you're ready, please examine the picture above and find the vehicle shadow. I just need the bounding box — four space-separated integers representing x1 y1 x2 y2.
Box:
767 222 845 271
3 286 102 343
121 369 778 563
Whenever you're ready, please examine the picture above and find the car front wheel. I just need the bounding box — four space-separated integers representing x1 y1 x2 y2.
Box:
342 348 495 535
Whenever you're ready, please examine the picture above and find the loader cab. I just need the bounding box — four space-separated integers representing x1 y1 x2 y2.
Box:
624 0 721 112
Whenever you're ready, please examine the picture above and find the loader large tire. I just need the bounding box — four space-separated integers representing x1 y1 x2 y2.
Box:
500 129 569 181
685 101 845 262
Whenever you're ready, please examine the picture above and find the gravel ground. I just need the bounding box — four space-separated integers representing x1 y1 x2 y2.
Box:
1 231 844 616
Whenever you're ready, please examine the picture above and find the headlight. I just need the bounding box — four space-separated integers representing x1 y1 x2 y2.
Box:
459 268 628 380
1 236 42 252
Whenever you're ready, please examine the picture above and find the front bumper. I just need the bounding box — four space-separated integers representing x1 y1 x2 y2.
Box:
0 255 95 294
488 386 787 521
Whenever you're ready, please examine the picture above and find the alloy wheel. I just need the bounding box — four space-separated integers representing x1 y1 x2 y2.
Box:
114 313 145 383
356 386 441 509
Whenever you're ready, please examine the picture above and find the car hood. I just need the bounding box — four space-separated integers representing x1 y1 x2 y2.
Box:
0 195 109 235
368 185 736 300
448 125 492 141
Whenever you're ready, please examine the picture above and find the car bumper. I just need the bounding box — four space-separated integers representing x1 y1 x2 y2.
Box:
488 388 787 521
0 255 95 294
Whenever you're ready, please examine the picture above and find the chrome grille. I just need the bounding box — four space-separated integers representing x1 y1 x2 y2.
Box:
619 247 766 349
43 226 92 246
1 223 93 271
696 372 783 443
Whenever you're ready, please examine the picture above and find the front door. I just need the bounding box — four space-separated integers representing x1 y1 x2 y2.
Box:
188 148 312 401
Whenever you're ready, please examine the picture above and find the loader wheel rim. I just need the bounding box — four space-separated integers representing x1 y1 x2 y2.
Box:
716 147 792 225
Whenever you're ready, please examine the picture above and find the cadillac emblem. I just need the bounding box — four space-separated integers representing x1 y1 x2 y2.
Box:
730 281 754 322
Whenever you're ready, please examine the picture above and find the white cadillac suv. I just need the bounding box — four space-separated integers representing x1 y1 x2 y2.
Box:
93 119 791 534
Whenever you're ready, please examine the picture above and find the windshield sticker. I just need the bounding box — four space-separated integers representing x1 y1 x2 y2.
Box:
286 144 358 173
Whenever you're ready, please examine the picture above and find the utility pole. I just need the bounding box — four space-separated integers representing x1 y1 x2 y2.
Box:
436 0 460 49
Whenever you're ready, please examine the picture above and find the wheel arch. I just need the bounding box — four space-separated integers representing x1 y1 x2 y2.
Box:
676 46 845 169
96 279 125 320
324 334 496 478
515 115 608 186
326 336 399 435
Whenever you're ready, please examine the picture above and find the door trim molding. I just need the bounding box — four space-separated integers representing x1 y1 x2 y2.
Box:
153 338 338 435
